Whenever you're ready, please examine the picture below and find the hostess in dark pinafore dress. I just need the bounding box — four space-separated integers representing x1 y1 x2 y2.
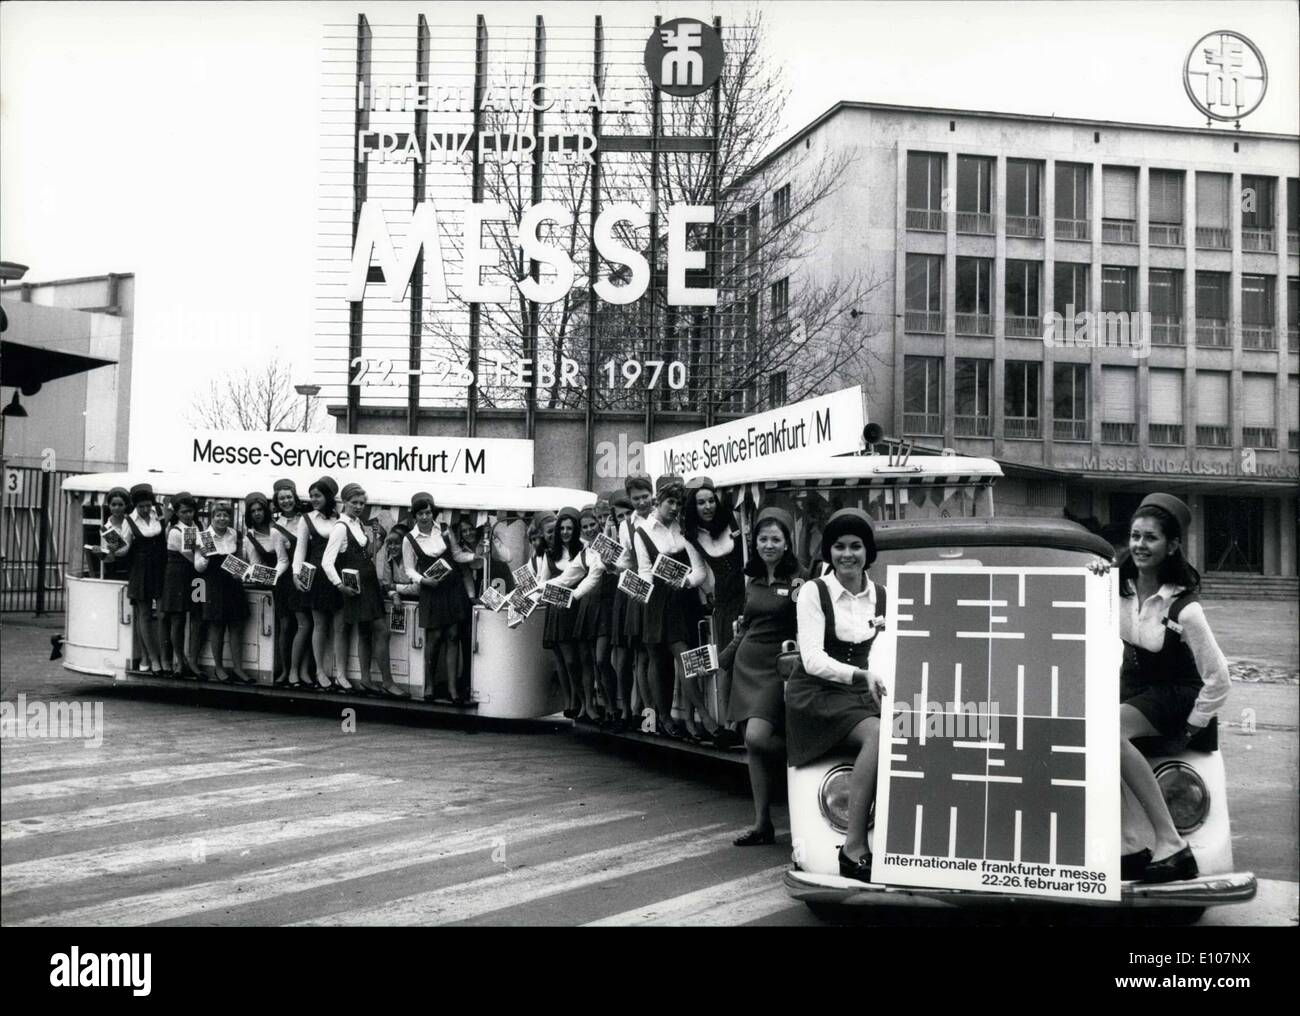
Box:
696 531 744 655
125 515 166 602
722 571 804 729
245 530 278 587
785 577 887 768
337 523 385 625
1120 588 1205 738
301 514 342 613
636 528 701 646
406 529 470 630
200 529 250 624
160 524 200 614
272 519 304 613
610 520 643 648
570 548 602 640
542 551 580 647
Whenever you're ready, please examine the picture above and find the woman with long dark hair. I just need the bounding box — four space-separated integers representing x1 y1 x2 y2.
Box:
240 491 287 685
160 491 203 679
89 487 133 580
193 499 257 685
121 483 168 675
540 507 588 719
271 479 310 688
592 498 626 727
609 476 655 724
1112 493 1229 882
561 508 608 723
293 476 342 691
720 507 805 845
402 491 474 703
786 508 889 882
684 476 745 749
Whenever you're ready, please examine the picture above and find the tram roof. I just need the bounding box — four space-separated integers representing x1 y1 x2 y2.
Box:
61 471 597 513
710 455 1003 487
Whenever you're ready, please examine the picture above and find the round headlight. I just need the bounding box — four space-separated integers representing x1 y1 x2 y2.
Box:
818 766 853 833
1155 761 1210 834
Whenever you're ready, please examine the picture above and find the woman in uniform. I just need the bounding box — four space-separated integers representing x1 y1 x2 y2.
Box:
124 483 168 675
402 491 474 703
591 500 625 727
160 491 204 679
786 508 889 883
193 499 257 685
539 507 585 720
549 507 607 723
1114 493 1229 883
722 506 805 845
323 482 405 697
610 476 654 724
88 486 133 581
270 478 310 688
238 491 287 684
293 476 342 691
684 476 745 749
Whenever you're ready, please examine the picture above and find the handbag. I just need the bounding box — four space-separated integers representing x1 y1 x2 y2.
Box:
775 639 802 681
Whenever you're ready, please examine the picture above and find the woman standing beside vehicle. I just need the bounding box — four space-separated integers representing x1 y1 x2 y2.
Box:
270 478 310 688
786 508 888 883
160 491 204 679
293 476 342 691
192 499 257 685
123 483 168 675
402 491 474 704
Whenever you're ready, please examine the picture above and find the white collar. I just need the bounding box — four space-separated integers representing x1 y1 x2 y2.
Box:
822 571 875 604
1127 580 1184 605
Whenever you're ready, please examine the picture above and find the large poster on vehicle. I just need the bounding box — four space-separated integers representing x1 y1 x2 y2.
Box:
871 565 1122 901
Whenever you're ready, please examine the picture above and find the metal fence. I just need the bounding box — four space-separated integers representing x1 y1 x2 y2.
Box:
1 467 75 613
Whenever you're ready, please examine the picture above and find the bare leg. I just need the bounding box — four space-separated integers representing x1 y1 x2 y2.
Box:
560 642 584 715
443 625 461 701
743 717 785 832
596 635 619 719
188 615 206 679
209 622 230 681
577 640 599 719
369 617 393 683
331 612 355 690
422 629 442 699
1120 704 1187 860
310 609 334 688
275 608 296 682
839 716 881 860
633 647 651 721
228 622 256 684
133 599 164 670
290 610 312 685
672 640 718 732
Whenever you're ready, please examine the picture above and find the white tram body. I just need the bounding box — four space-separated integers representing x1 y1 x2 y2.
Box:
60 470 596 720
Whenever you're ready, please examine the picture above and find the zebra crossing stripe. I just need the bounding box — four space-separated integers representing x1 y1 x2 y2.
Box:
1 745 301 777
13 808 645 927
300 824 733 926
0 758 303 805
1 773 397 842
584 865 791 926
2 811 400 897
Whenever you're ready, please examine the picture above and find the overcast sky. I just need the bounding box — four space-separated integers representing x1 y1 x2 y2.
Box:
2 0 1296 466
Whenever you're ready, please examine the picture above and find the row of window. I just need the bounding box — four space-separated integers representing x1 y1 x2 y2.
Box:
902 356 1300 449
905 153 1300 250
903 255 1300 348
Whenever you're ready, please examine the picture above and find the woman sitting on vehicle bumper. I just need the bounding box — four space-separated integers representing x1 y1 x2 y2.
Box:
785 508 888 884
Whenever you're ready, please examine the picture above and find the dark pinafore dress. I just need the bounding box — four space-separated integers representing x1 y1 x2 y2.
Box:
100 518 132 582
722 571 804 729
636 529 701 646
200 530 250 623
302 514 342 613
610 524 637 647
337 523 385 625
785 577 887 768
541 551 580 647
245 530 278 588
594 547 619 639
1120 589 1204 738
272 519 304 614
570 548 602 641
160 524 199 614
406 529 470 630
696 531 744 655
125 515 166 602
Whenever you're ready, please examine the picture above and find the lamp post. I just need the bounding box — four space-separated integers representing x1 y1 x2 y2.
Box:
293 384 321 432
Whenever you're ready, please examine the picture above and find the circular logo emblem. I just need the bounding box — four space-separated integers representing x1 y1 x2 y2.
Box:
1183 30 1268 122
644 18 724 97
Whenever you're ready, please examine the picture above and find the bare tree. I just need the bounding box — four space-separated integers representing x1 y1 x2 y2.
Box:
188 355 325 432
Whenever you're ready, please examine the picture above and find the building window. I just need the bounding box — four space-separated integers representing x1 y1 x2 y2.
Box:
1288 179 1299 254
1149 169 1184 245
1054 262 1089 319
903 356 944 435
772 184 791 227
770 277 789 331
955 358 991 436
1241 275 1275 350
1053 363 1090 441
1101 166 1137 243
768 370 788 407
1195 271 1230 347
1195 371 1231 447
956 257 992 334
1006 159 1043 236
1005 260 1041 336
1004 360 1041 439
1149 269 1184 346
1054 162 1090 239
1288 277 1299 352
1288 377 1299 451
904 254 943 333
1101 366 1137 443
956 155 994 234
906 152 946 231
1148 369 1184 445
1240 175 1275 251
1195 172 1230 249
1242 373 1276 448
1101 266 1136 312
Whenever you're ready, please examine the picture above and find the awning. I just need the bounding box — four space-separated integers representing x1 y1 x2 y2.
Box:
0 338 117 395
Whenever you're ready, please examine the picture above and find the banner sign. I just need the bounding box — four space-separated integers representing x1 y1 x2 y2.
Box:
643 386 867 486
149 431 535 488
870 565 1121 901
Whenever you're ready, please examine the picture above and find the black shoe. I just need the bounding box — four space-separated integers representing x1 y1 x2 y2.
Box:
711 728 743 750
734 826 776 847
1121 848 1153 881
838 846 873 883
1140 845 1198 884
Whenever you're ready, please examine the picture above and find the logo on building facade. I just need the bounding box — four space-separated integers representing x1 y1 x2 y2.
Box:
644 18 724 96
1183 30 1268 124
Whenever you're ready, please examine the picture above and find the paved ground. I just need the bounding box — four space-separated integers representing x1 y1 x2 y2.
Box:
2 604 1296 927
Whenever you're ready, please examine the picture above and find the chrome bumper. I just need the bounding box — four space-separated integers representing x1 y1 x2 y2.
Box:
784 868 1258 909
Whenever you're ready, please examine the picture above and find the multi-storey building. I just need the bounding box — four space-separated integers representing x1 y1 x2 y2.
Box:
753 101 1298 579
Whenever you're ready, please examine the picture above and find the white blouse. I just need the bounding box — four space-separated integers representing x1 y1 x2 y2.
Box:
192 528 240 573
166 523 198 563
128 509 162 538
292 511 337 569
796 572 881 683
322 514 369 587
101 516 132 555
537 544 605 601
245 528 290 580
635 514 706 588
401 525 475 584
